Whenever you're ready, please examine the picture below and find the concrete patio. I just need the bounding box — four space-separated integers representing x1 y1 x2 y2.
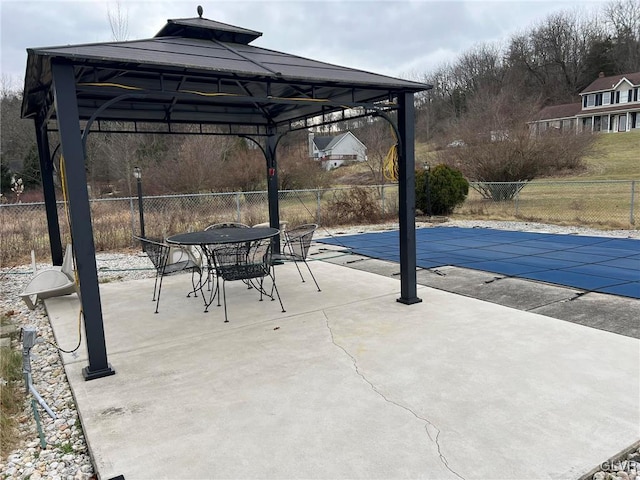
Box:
44 249 639 480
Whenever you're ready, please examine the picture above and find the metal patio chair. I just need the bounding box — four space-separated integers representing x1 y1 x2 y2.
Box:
20 244 77 309
280 223 321 291
214 237 285 322
251 221 287 231
203 222 250 294
204 222 250 230
134 236 202 313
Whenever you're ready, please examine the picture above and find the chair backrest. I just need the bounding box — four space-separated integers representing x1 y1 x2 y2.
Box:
134 236 170 271
252 221 287 232
285 224 318 260
214 242 249 269
61 244 75 280
205 222 250 230
215 237 272 281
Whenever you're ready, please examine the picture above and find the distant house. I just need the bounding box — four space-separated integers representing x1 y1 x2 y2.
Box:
308 131 367 170
530 71 640 134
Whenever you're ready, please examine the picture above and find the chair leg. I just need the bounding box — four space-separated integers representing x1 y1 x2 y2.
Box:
154 275 163 314
269 271 286 313
187 269 200 298
292 257 306 283
221 280 229 323
285 242 306 283
302 260 321 292
152 273 160 302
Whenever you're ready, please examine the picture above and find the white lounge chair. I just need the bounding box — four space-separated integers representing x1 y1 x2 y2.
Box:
20 244 76 309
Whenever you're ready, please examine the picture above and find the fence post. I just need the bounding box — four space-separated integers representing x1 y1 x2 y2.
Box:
129 197 136 244
631 180 636 225
381 185 386 214
236 193 241 222
515 183 520 217
316 189 321 224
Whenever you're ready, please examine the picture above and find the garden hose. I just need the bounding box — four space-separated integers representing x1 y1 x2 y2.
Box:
383 144 399 182
383 123 399 182
48 155 82 354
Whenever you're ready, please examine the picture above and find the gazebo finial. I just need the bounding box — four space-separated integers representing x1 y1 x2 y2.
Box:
197 5 203 18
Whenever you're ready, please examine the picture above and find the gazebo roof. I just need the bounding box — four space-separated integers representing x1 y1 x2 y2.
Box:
22 13 430 133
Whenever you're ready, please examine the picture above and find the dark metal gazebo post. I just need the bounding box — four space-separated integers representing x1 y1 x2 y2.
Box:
266 128 282 255
51 61 115 381
396 92 422 305
34 119 64 266
133 167 146 241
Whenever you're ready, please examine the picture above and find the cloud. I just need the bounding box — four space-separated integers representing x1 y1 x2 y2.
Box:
0 0 605 91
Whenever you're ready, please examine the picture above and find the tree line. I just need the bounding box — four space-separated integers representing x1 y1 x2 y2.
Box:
417 0 640 142
1 0 638 201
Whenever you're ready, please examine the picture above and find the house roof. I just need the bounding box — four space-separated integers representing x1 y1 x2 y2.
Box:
313 135 337 151
313 131 366 152
21 14 431 133
576 103 640 116
581 72 640 94
313 132 351 150
533 103 582 121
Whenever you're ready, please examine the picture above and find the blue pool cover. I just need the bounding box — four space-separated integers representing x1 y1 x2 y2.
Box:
317 227 640 299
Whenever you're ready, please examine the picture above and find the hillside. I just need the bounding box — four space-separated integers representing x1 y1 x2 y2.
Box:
569 130 640 180
329 130 640 185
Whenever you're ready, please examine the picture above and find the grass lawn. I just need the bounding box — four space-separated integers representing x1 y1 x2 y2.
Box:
567 129 640 180
334 130 639 184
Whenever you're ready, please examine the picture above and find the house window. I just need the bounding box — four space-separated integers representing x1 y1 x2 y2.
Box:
587 94 595 107
583 96 587 108
603 91 611 105
628 90 633 102
631 112 638 128
634 88 638 102
595 93 603 106
618 115 627 132
620 90 628 104
615 91 620 103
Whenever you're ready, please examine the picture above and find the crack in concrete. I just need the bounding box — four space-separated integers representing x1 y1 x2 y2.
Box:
321 311 466 480
524 289 589 311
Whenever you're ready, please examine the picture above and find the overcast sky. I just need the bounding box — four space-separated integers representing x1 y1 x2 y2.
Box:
1 0 606 90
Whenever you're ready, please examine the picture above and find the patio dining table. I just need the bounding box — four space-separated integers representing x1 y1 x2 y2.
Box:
166 227 280 311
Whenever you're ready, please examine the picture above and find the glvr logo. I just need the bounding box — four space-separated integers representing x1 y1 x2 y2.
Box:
599 460 639 472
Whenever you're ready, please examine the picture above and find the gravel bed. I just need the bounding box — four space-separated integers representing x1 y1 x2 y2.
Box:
0 221 637 479
0 252 155 480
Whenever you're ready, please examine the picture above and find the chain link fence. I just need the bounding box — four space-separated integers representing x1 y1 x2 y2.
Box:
460 180 638 228
1 181 637 265
0 186 399 265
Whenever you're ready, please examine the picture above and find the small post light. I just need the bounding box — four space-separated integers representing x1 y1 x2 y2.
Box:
133 167 146 242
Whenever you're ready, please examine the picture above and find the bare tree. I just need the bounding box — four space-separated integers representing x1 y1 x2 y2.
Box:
107 1 129 41
506 10 602 103
148 134 238 194
435 88 597 199
604 0 640 72
0 87 35 180
277 143 330 190
352 117 397 185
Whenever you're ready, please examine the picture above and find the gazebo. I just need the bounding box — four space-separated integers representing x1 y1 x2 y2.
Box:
21 11 431 380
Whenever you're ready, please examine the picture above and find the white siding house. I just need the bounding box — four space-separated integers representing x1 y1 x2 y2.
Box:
308 131 367 170
530 71 640 134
